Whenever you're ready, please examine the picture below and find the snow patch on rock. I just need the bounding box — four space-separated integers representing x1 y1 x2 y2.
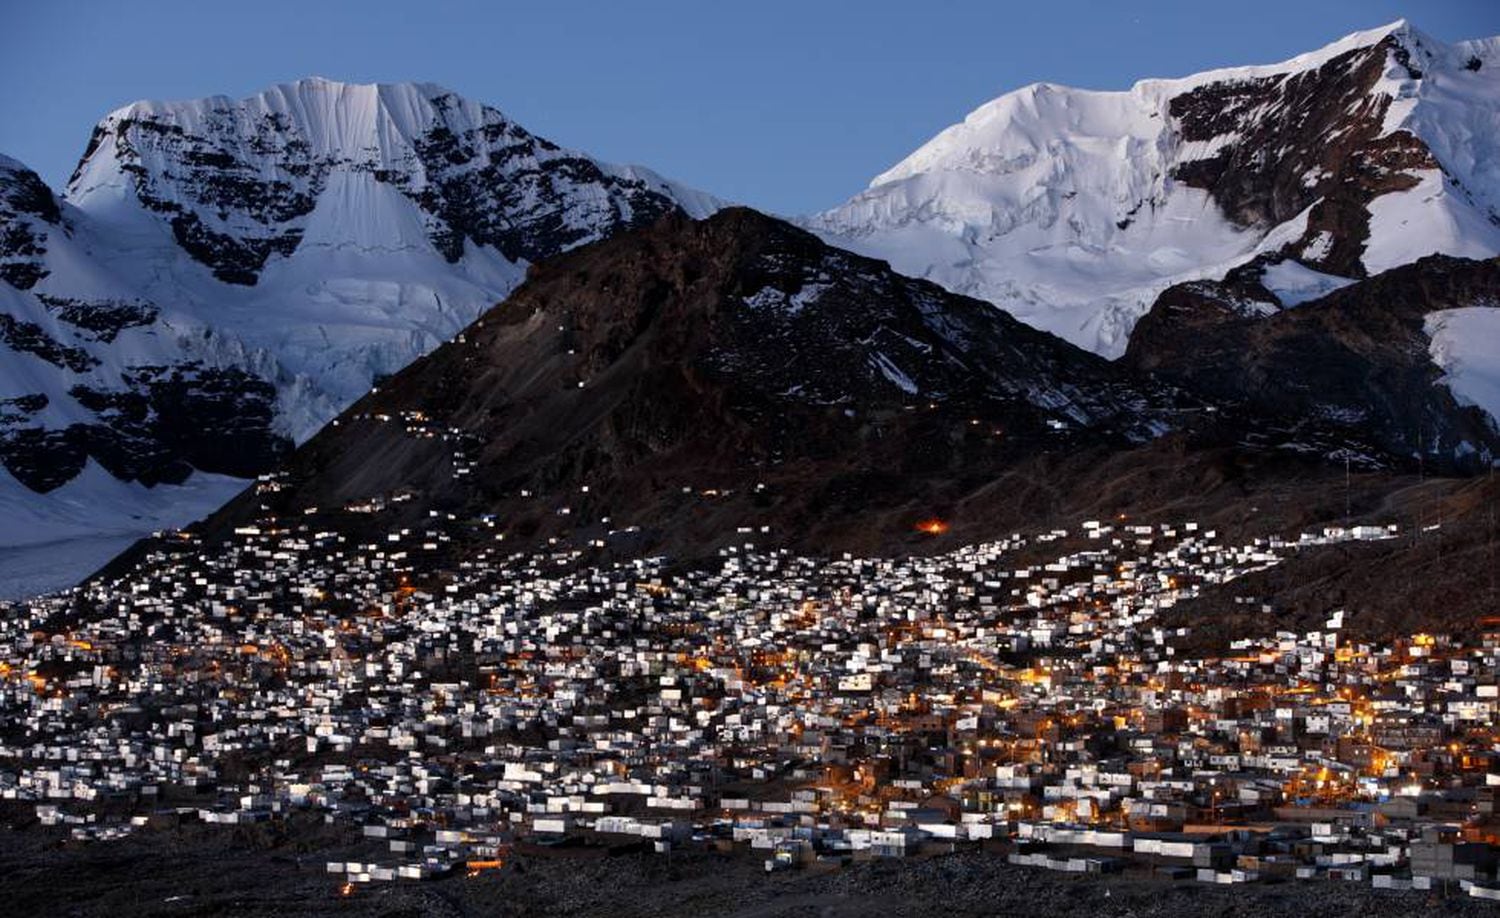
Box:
1261 261 1357 307
1426 306 1500 433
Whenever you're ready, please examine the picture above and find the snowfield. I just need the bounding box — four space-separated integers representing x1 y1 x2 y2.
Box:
0 464 247 599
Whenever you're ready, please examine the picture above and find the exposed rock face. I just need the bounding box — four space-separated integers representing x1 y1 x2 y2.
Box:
395 94 688 265
1167 35 1439 277
75 82 710 285
0 364 286 493
0 155 60 290
1124 255 1500 472
97 113 318 285
0 312 98 373
35 295 158 343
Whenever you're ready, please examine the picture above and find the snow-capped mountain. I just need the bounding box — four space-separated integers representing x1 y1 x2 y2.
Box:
809 20 1500 358
7 24 1500 599
64 77 719 435
0 78 718 596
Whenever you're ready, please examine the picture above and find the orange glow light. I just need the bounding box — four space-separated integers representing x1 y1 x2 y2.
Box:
915 518 949 535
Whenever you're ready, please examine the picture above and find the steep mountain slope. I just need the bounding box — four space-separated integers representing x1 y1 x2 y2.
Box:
809 21 1500 358
1160 470 1500 649
1124 254 1500 472
182 210 1492 645
0 79 717 594
1 154 276 598
209 208 1213 556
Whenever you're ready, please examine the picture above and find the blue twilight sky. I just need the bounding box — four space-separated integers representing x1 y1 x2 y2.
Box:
1 0 1497 215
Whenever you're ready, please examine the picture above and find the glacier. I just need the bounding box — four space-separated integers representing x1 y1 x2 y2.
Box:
808 20 1500 358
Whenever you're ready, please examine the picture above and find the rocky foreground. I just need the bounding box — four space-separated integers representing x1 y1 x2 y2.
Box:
1 817 1491 918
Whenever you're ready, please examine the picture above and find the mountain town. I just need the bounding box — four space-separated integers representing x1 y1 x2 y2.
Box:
4 486 1500 904
2 8 1499 916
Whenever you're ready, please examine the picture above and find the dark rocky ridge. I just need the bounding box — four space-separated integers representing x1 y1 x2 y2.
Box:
203 209 1410 566
207 208 1218 553
1124 254 1500 473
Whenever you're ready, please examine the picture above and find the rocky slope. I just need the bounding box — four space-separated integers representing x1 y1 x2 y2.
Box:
1160 469 1500 649
809 20 1500 358
0 79 717 595
1124 254 1500 472
203 209 1428 569
209 208 1221 555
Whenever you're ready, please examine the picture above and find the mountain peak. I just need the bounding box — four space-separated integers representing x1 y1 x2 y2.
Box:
810 20 1500 357
76 77 509 197
0 78 720 594
65 76 718 283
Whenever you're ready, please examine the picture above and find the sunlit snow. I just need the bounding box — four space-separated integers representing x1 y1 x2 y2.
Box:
809 21 1500 357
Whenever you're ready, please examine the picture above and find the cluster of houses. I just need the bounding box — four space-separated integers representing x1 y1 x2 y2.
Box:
2 497 1498 900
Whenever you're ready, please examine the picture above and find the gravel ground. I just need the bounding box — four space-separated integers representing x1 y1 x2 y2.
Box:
1 819 1490 918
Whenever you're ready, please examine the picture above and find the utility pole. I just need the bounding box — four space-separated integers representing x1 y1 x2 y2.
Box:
1350 456 1362 528
1490 462 1497 609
